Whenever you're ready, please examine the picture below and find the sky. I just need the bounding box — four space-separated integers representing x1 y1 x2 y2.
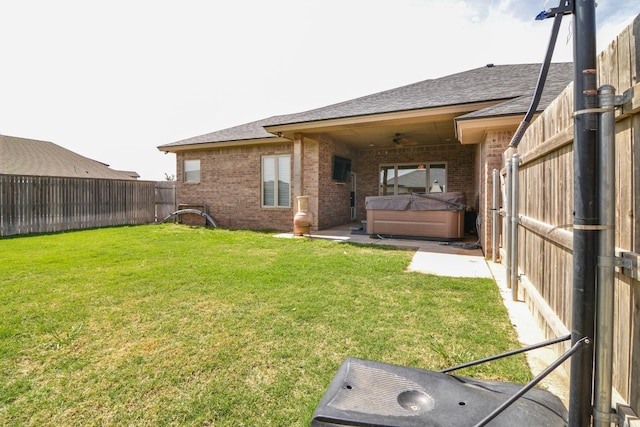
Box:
1 1 638 181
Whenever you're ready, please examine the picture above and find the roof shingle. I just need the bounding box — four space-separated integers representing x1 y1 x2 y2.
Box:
263 63 573 126
158 62 574 149
159 118 278 148
0 135 139 180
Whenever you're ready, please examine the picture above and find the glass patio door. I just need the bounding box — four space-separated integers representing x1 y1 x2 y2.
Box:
379 163 447 195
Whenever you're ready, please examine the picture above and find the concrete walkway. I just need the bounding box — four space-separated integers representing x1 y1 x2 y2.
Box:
486 260 570 407
407 250 492 278
277 225 570 406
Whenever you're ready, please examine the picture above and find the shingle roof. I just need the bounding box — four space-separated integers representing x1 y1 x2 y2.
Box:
0 135 139 180
263 63 573 126
158 62 573 149
455 64 573 121
159 118 279 149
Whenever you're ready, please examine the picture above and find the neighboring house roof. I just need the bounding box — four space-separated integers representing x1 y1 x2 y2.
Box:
396 169 427 188
0 135 139 180
158 62 573 150
116 170 142 179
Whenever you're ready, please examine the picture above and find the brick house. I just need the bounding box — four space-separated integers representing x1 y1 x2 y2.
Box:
158 63 573 255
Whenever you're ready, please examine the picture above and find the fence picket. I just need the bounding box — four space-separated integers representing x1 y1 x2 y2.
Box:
0 174 163 237
503 16 640 411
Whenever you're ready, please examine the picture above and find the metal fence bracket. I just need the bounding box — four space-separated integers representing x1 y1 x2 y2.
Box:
618 251 640 280
616 403 640 427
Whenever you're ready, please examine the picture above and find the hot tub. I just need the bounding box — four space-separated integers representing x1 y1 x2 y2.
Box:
365 192 466 240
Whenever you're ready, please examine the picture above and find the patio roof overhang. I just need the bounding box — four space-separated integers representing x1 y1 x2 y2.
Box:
264 100 518 150
158 99 528 154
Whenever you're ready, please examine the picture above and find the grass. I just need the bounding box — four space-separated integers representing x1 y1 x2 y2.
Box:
0 224 531 426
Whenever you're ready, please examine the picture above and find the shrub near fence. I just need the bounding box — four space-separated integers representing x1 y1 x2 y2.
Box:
0 174 156 237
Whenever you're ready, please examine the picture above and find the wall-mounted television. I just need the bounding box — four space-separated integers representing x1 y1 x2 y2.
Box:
332 156 351 182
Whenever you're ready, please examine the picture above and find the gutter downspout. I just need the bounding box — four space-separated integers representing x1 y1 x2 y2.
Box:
568 1 598 426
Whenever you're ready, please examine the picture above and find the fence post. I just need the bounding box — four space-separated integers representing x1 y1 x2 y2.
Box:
511 154 520 301
593 84 616 427
492 169 499 263
505 158 513 289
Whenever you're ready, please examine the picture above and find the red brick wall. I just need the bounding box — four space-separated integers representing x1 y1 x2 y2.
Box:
354 142 477 221
300 137 319 229
315 134 357 229
175 143 294 231
480 130 513 258
174 137 477 232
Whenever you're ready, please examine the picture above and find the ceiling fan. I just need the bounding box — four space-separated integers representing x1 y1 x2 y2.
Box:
391 133 419 147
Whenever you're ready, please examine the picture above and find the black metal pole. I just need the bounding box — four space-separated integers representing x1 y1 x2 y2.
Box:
569 1 598 426
474 337 590 427
439 334 571 374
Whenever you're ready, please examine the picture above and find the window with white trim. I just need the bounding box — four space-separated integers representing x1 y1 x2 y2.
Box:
262 155 291 207
379 162 447 195
184 159 201 183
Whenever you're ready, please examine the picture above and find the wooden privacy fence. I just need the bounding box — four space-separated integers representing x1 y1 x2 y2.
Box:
154 180 176 222
0 174 156 237
499 16 640 414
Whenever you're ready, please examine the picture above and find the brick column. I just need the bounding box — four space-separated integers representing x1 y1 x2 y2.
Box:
293 133 303 200
481 131 513 259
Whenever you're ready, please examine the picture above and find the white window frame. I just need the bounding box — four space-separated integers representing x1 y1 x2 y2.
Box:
184 159 201 183
261 154 291 208
378 162 448 195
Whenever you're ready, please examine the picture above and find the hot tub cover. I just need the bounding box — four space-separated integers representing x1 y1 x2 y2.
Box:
365 192 466 211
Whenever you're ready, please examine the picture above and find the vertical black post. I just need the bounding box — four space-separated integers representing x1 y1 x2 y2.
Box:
569 1 597 426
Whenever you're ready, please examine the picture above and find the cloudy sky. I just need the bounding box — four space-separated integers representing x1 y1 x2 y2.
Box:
1 1 637 180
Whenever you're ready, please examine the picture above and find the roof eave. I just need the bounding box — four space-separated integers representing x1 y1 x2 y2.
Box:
263 101 505 135
455 114 531 145
158 136 289 153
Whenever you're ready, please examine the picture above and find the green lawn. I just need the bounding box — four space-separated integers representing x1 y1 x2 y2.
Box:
0 224 531 426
